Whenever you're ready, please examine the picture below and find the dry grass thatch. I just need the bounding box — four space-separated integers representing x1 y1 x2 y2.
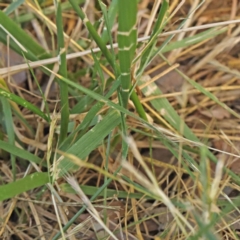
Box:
1 0 240 239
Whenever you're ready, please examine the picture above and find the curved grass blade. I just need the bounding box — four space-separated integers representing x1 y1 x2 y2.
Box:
100 0 118 45
69 0 146 120
0 88 50 122
0 140 45 165
0 172 49 201
172 60 240 119
61 77 121 150
57 110 121 176
161 27 227 54
69 0 115 71
4 0 25 16
0 10 50 60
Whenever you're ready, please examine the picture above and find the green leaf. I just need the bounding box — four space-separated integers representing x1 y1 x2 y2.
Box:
177 69 240 119
58 110 121 175
138 0 169 73
0 10 50 60
60 183 151 199
0 88 50 122
118 0 137 107
0 140 45 166
4 0 25 15
1 97 16 180
160 27 227 54
0 172 49 201
55 0 69 144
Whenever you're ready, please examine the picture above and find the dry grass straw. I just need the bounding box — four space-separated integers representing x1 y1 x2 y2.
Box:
2 0 240 239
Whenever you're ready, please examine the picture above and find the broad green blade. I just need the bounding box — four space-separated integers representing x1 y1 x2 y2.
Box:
0 10 50 60
4 0 25 15
58 110 121 175
160 27 227 54
0 140 46 166
0 172 49 201
117 0 137 107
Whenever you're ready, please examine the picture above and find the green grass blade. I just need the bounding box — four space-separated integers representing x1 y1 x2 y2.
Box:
62 77 121 149
25 56 50 120
0 10 50 59
69 0 115 71
4 0 25 15
70 0 146 120
61 102 105 151
91 50 105 92
138 0 169 73
104 134 111 223
0 88 50 122
160 27 227 54
176 68 240 119
60 183 150 199
58 110 121 175
1 97 16 180
55 0 69 144
0 140 45 165
145 3 204 68
100 0 118 44
15 0 85 24
70 95 95 114
52 165 123 240
0 172 49 201
117 0 137 107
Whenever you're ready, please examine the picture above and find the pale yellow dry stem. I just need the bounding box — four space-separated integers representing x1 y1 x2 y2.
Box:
56 150 119 181
228 0 237 35
51 194 66 240
69 0 89 41
168 0 200 62
30 17 49 51
40 63 59 112
129 154 144 240
124 136 195 235
142 101 177 133
2 1 240 238
1 19 240 76
219 129 240 155
0 199 17 237
24 192 46 240
188 25 240 75
14 124 47 151
141 85 240 103
121 159 194 235
144 0 161 37
210 157 224 200
65 175 118 240
58 216 93 240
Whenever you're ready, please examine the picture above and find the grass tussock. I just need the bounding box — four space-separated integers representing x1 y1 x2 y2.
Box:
1 1 240 239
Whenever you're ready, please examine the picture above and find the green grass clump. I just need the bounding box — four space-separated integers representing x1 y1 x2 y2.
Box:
0 1 240 239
